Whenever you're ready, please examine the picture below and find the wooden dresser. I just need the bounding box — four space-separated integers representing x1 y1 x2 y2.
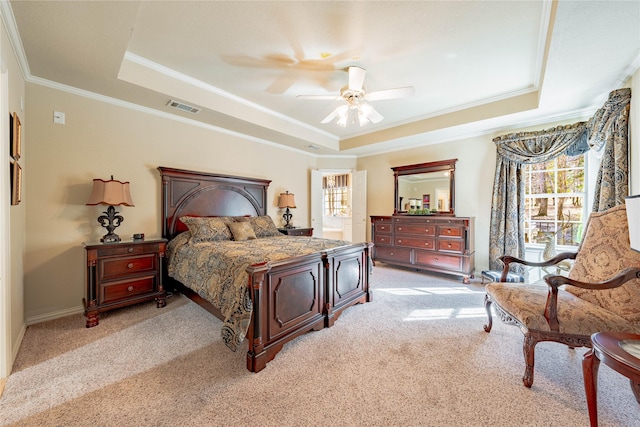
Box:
370 215 475 283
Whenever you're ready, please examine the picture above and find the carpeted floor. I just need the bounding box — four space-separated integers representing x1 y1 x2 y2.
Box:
1 264 639 426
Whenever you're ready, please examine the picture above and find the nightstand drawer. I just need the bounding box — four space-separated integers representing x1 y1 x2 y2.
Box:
101 277 156 304
99 254 156 280
95 243 161 257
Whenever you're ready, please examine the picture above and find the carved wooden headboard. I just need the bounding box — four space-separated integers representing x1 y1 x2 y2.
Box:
158 166 271 240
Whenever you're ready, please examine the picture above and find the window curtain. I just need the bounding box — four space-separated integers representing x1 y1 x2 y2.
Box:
587 88 631 212
488 88 631 271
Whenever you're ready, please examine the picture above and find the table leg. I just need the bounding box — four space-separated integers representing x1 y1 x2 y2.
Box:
583 349 601 427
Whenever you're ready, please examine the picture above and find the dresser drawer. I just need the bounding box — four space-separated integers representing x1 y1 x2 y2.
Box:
101 277 156 304
374 246 412 263
394 224 436 236
99 254 157 280
414 251 462 270
437 225 463 238
394 236 435 250
374 234 392 245
374 223 392 234
437 239 464 253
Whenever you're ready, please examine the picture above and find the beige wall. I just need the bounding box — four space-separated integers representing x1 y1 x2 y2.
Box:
3 19 27 368
24 84 320 320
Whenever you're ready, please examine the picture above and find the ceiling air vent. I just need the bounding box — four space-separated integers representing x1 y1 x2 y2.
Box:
167 100 200 114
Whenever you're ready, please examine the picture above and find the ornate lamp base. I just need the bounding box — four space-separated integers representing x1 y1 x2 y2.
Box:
282 207 294 228
98 205 124 244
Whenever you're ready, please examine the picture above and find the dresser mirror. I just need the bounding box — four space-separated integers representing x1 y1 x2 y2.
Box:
392 159 457 215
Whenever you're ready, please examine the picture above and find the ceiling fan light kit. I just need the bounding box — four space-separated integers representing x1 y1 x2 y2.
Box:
298 66 415 128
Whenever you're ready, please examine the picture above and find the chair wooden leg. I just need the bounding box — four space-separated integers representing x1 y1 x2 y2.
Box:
523 333 537 387
483 294 493 333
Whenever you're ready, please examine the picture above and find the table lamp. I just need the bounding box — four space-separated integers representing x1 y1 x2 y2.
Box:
86 176 135 243
626 195 640 252
278 191 296 228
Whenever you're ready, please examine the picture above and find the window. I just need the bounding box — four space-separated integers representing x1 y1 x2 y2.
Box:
524 154 585 248
323 174 351 217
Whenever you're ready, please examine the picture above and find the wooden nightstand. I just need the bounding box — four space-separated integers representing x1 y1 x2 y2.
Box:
83 238 167 327
278 227 313 237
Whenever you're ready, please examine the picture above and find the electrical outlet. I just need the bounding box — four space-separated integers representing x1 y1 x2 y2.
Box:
53 111 65 124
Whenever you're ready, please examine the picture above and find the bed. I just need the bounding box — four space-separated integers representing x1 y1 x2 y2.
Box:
159 166 372 372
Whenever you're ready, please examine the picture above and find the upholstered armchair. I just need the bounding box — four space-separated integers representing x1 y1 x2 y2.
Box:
483 204 640 387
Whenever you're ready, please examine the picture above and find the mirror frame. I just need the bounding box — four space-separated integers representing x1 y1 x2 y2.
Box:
392 158 457 215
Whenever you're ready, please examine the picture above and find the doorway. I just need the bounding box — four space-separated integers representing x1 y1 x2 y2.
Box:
311 169 366 243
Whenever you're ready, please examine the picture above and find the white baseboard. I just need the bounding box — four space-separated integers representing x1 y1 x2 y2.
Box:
11 322 25 369
26 305 84 326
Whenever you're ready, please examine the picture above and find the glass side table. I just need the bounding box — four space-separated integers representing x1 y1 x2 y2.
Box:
582 332 640 427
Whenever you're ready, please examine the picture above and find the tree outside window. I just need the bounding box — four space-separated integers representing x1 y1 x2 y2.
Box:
524 154 585 248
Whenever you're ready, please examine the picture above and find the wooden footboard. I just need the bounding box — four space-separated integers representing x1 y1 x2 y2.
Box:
245 242 371 372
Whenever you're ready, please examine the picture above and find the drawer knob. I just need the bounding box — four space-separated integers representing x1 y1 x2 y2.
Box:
128 248 134 253
398 240 402 243
398 227 402 231
390 252 394 256
127 286 134 292
446 229 451 234
448 243 452 248
127 263 134 269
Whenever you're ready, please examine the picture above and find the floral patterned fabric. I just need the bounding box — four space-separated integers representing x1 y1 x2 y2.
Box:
166 232 351 351
588 88 631 212
566 204 640 323
485 282 639 335
180 216 233 243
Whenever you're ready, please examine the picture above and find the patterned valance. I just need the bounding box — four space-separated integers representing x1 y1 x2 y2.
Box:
493 122 588 164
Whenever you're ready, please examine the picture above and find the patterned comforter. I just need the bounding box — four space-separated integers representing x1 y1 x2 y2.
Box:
166 232 350 351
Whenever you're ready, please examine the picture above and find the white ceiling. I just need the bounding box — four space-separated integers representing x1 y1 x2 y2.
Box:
7 1 640 156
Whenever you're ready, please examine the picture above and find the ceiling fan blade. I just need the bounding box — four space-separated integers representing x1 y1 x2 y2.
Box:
266 71 298 94
366 86 415 101
321 108 339 124
297 94 341 100
348 66 366 92
362 103 384 123
321 105 349 124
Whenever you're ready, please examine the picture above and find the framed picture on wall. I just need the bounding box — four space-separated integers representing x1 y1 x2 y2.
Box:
10 112 21 160
10 159 21 205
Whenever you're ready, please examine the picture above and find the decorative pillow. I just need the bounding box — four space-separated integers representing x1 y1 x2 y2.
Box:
566 204 640 324
249 215 282 238
228 221 256 241
180 216 232 243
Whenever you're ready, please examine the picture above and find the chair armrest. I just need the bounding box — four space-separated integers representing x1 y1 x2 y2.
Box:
499 252 577 282
542 267 640 331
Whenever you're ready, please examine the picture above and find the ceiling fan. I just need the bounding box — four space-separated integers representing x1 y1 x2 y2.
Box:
297 66 415 127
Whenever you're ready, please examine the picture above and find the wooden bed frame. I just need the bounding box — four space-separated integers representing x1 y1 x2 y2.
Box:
159 166 372 372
